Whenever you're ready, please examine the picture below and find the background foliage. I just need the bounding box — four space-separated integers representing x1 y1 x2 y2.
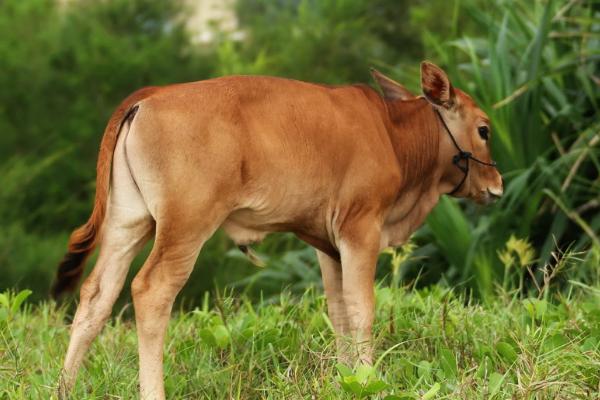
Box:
0 0 598 306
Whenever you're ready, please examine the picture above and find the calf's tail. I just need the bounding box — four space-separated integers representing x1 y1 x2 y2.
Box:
51 87 157 299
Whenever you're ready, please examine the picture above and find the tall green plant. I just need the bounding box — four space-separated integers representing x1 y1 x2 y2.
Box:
421 0 600 297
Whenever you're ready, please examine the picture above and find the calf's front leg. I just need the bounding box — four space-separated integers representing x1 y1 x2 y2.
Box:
339 222 381 365
131 239 201 400
316 250 350 361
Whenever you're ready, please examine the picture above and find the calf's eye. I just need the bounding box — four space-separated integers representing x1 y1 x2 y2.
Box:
478 126 489 141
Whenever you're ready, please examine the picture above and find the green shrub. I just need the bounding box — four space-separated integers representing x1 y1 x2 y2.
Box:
401 0 600 298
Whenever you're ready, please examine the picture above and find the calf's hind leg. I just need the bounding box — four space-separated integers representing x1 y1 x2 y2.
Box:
59 216 153 396
59 131 154 397
131 210 225 400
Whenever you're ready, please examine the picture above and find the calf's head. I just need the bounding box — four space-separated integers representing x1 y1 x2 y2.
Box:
420 61 503 204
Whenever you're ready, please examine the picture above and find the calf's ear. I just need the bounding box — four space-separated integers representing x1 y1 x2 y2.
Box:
370 68 415 100
420 61 455 109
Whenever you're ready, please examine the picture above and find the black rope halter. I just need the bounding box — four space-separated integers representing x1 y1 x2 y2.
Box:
435 109 498 195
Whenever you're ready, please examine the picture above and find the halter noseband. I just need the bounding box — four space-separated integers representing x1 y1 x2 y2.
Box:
434 109 498 195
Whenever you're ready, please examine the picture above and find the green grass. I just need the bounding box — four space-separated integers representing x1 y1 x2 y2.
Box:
1 286 599 399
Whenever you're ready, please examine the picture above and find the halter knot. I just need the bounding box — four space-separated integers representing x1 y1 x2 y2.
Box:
453 151 471 164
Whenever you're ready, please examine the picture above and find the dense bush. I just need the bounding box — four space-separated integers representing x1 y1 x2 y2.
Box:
0 0 213 231
413 0 600 298
0 0 597 305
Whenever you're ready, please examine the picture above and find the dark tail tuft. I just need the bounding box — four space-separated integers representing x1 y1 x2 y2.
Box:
51 249 91 299
51 219 98 299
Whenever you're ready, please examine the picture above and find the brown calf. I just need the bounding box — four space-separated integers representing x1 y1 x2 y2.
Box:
54 61 502 399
